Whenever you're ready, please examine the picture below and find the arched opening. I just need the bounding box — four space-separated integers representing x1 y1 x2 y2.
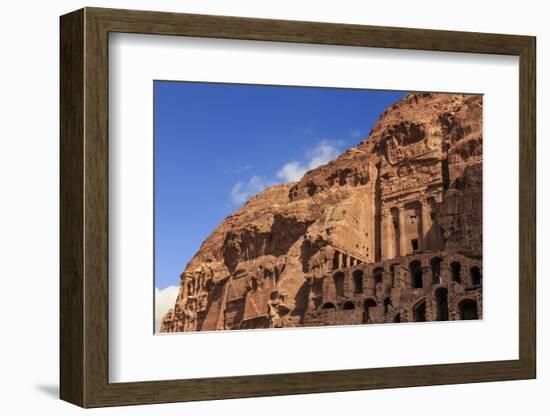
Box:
321 302 335 310
451 261 461 283
383 297 391 314
412 299 426 322
343 301 355 310
430 257 443 284
333 272 345 297
458 299 478 320
363 298 377 323
373 267 384 286
410 260 423 288
470 266 482 286
435 287 449 321
352 270 364 294
393 314 401 323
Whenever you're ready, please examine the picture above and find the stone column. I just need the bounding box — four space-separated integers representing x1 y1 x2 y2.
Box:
398 205 408 256
420 199 433 251
337 251 343 269
381 208 394 260
431 195 444 250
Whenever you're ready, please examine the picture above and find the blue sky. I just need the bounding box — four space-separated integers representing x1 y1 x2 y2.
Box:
154 81 406 289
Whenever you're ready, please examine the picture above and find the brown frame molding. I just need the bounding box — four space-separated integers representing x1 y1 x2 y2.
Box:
60 7 536 408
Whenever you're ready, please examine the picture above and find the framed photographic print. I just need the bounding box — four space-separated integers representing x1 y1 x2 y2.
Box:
60 7 536 408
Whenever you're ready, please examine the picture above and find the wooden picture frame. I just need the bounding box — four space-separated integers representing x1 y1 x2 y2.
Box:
60 7 536 408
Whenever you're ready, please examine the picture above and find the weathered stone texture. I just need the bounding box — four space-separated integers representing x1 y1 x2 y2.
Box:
160 92 483 333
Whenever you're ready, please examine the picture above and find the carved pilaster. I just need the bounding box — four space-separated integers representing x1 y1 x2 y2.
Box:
381 208 395 260
398 205 407 256
420 198 433 251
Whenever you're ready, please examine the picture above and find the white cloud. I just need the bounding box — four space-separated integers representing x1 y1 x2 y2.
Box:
276 139 343 182
306 139 343 170
276 161 307 182
155 285 180 333
230 139 344 205
230 175 274 205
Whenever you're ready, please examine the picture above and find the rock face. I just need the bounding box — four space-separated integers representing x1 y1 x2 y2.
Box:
160 92 483 333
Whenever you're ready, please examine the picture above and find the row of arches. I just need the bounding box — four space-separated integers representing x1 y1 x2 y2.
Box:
332 267 388 298
321 300 356 310
410 258 481 289
331 257 481 296
320 290 479 322
320 297 385 323
411 292 479 322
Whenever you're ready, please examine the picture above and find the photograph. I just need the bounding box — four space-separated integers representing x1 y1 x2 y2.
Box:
47 3 539 411
155 82 483 333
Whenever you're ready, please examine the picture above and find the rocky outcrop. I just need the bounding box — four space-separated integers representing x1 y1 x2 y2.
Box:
160 92 483 333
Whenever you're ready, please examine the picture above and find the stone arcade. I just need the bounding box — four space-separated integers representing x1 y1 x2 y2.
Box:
161 92 483 332
302 249 482 327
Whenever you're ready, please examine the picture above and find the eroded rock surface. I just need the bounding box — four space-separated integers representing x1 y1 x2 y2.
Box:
160 92 483 332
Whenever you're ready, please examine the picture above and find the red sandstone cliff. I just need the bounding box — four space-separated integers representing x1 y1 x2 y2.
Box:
160 92 482 332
